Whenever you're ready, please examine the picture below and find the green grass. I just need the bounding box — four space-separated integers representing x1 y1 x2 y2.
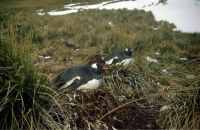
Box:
0 1 200 129
0 18 67 129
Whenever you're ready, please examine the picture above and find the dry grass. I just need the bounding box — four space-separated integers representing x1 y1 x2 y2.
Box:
0 0 107 9
0 3 200 129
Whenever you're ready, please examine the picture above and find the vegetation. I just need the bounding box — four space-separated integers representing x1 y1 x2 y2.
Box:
0 0 106 9
0 1 200 129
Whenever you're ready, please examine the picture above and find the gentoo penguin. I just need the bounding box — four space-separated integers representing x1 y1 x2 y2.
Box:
53 63 104 90
103 48 133 66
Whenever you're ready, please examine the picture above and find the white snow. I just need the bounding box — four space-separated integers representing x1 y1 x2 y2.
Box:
37 0 200 32
48 9 79 15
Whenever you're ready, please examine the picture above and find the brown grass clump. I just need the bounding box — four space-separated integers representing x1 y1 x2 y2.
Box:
1 4 200 129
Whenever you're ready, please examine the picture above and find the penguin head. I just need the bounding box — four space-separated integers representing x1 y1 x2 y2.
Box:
125 48 133 56
89 63 104 75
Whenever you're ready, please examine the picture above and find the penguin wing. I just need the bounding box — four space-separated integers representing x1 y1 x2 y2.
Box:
104 50 125 64
53 68 78 88
112 57 120 65
67 78 81 90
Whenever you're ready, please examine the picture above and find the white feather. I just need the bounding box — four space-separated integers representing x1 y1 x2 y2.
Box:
61 76 81 89
115 58 133 66
77 79 102 90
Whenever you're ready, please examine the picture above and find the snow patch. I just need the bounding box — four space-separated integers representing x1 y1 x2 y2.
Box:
36 0 200 32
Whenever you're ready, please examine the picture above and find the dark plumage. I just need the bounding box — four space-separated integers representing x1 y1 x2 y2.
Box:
103 48 133 66
53 63 104 90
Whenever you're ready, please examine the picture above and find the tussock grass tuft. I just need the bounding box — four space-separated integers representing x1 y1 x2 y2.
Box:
159 79 200 129
104 65 157 97
1 4 200 129
0 30 65 129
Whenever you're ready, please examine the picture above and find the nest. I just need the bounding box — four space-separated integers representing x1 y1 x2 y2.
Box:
50 89 159 129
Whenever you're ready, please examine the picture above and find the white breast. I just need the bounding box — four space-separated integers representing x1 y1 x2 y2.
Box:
77 79 103 90
115 58 133 66
61 76 81 89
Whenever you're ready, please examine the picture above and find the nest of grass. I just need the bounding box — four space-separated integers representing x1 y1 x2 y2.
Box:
51 89 160 129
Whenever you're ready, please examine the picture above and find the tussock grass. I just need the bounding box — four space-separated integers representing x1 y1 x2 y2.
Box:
0 4 200 129
159 80 200 129
104 65 157 97
0 25 67 129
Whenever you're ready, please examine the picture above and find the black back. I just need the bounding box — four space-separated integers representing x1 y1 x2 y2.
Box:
104 48 133 63
53 63 103 89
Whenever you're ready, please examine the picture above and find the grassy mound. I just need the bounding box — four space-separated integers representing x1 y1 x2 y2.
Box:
0 4 200 129
0 32 64 129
